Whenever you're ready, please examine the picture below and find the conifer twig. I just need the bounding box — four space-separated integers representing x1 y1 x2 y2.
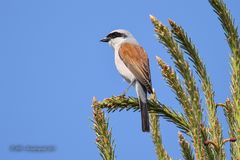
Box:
150 15 202 124
149 93 172 160
209 0 240 157
215 103 227 109
92 97 116 160
168 19 225 158
150 15 205 159
93 95 190 134
156 56 193 124
178 132 195 160
224 98 238 158
150 113 172 160
222 137 237 145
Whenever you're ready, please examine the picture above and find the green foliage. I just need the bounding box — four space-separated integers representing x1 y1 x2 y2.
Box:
150 15 209 159
150 113 171 160
93 95 190 134
209 0 240 158
178 132 195 160
92 97 116 160
92 0 239 159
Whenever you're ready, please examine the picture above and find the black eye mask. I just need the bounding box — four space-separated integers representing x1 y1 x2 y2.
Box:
107 32 127 39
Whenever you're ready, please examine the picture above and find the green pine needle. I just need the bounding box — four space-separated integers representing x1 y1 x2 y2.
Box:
92 97 116 160
156 56 194 125
209 0 240 158
168 19 225 158
150 15 202 124
178 132 195 160
93 95 190 134
150 15 206 159
150 113 172 160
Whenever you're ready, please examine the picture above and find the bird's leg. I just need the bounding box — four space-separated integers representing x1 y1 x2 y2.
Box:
121 80 135 97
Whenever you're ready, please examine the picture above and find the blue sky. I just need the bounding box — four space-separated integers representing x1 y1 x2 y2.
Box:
0 0 239 159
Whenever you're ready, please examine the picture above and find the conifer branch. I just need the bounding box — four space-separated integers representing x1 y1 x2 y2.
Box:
200 126 216 160
92 97 116 160
224 98 238 158
93 95 190 134
168 19 215 118
204 140 218 150
209 0 240 157
168 19 225 158
178 132 195 160
209 0 239 54
150 15 205 159
156 56 215 158
222 137 237 145
150 15 202 124
215 103 227 109
156 56 194 124
150 113 172 160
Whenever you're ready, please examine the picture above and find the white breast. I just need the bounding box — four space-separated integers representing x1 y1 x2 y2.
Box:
114 50 135 83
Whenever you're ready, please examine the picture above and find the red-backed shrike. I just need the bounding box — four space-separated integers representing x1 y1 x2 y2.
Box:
100 29 153 132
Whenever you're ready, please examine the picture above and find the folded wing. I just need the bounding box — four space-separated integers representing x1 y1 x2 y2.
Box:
119 43 153 94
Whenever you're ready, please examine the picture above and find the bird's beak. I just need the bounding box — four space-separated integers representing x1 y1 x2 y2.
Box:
100 37 110 42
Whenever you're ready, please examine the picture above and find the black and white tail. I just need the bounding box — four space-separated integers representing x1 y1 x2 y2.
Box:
135 81 150 132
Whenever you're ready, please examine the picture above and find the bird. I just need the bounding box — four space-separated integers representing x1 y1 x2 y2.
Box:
100 29 153 132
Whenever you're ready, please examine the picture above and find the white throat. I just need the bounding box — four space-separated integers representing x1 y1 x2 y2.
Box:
108 36 139 51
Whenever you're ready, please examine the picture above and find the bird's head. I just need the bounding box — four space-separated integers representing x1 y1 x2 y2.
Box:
100 29 138 48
